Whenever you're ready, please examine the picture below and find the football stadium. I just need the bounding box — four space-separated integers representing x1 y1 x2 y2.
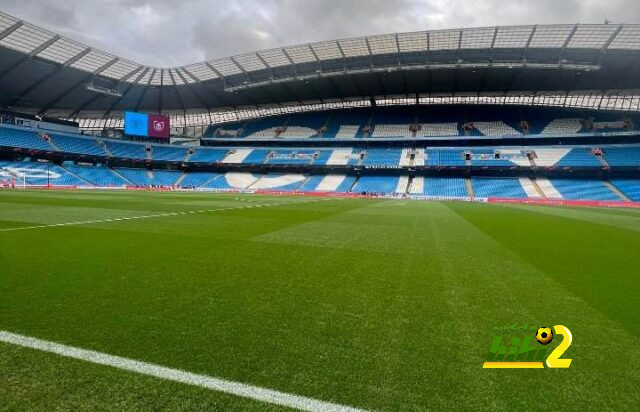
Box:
1 3 640 410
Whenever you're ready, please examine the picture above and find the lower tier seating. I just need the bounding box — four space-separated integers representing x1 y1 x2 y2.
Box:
472 178 528 198
0 159 637 203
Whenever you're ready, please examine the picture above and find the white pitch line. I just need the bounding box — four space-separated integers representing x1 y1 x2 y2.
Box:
0 200 320 233
0 330 364 412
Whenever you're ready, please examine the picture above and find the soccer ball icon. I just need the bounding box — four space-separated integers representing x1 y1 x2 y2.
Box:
536 327 553 345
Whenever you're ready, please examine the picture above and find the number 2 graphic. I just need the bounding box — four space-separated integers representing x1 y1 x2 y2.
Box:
546 325 573 368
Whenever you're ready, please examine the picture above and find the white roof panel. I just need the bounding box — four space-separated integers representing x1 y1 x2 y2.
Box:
258 48 291 67
367 34 398 55
494 26 534 48
209 58 242 76
0 12 20 32
460 27 494 49
182 62 218 81
149 69 163 85
397 31 429 52
429 29 461 51
528 25 574 48
0 23 56 54
168 69 183 85
35 37 87 64
608 25 640 50
100 59 140 80
310 41 342 60
568 24 618 49
283 44 317 63
338 37 370 57
136 68 154 84
70 49 114 72
175 67 197 83
234 53 266 71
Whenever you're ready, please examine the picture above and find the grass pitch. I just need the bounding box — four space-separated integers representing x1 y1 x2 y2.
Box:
0 190 639 410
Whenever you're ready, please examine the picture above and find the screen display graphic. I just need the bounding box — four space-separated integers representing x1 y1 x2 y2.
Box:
124 112 170 138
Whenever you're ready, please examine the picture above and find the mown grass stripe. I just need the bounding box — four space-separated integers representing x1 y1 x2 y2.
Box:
0 199 325 233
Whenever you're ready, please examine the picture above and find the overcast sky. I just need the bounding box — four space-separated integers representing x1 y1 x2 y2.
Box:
2 0 639 67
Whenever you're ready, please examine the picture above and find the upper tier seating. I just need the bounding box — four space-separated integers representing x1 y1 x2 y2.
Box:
602 147 640 166
324 108 371 139
540 118 583 135
278 126 319 138
151 146 188 162
426 149 465 166
370 124 412 138
333 125 360 139
247 127 279 139
0 127 53 151
419 123 459 137
105 141 147 159
201 105 638 140
472 121 522 136
242 149 271 164
188 148 229 163
51 134 106 156
362 149 402 166
266 150 316 165
470 149 514 166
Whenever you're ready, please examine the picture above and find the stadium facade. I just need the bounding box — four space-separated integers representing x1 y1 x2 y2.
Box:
0 11 639 203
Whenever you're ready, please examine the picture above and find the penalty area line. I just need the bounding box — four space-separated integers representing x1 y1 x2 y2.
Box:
0 330 364 412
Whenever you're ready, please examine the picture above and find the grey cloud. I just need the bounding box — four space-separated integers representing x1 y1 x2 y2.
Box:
1 0 638 67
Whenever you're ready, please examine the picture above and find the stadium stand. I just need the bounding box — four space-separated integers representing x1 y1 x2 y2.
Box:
540 118 584 135
1 108 639 202
352 175 401 194
0 160 88 186
105 141 147 159
422 177 468 197
151 146 189 162
472 121 522 136
472 177 528 198
362 148 403 167
188 148 229 163
419 123 459 137
426 149 466 166
50 134 107 156
550 179 619 201
179 172 216 188
61 164 128 186
610 179 640 201
602 147 640 166
0 127 53 151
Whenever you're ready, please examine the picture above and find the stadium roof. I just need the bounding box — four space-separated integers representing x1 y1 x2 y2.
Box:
1 10 640 125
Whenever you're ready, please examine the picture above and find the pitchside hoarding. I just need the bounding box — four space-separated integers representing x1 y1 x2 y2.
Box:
124 111 170 138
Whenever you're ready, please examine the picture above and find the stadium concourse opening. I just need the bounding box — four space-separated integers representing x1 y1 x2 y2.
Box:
0 5 640 411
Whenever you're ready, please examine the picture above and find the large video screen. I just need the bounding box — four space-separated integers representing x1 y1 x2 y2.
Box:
124 111 170 138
